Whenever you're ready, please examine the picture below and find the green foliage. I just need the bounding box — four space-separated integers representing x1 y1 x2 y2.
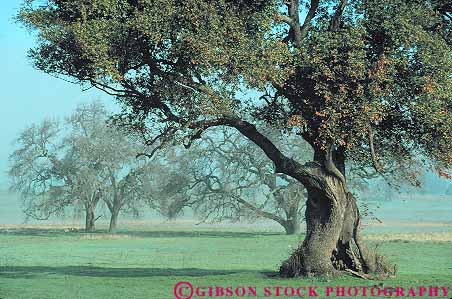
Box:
17 0 452 179
19 0 287 115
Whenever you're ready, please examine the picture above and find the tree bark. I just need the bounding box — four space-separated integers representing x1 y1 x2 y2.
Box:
85 206 96 232
282 215 302 235
279 172 390 277
109 209 119 233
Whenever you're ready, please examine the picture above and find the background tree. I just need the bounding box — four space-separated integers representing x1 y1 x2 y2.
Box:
8 116 104 231
158 127 376 235
68 103 153 232
154 127 309 235
103 163 153 232
8 119 73 221
19 0 452 277
9 101 153 232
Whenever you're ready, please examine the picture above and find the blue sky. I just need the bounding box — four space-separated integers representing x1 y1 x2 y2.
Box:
0 1 119 187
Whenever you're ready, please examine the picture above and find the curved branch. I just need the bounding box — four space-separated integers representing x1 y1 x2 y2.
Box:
278 14 297 28
277 0 319 46
368 124 383 173
236 197 285 225
367 124 395 187
189 116 321 185
325 143 346 185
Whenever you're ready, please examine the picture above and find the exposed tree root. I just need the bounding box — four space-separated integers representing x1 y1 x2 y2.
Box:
279 190 394 278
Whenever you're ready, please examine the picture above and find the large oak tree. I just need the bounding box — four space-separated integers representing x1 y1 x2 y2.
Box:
18 0 452 277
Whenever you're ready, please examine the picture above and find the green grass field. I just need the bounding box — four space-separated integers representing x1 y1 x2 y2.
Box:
0 223 451 299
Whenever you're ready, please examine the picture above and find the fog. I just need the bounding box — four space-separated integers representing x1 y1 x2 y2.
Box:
1 173 451 228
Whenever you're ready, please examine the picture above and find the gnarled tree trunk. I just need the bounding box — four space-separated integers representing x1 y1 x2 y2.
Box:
192 117 391 278
84 189 102 232
279 172 389 277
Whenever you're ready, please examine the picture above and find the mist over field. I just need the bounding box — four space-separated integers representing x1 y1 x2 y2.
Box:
2 176 451 230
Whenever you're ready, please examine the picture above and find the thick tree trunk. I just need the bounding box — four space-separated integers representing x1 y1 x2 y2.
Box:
109 209 119 233
192 117 390 277
279 174 390 277
282 216 302 235
85 206 96 232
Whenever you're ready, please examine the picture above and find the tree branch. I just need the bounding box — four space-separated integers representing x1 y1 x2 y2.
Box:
329 0 348 31
300 0 320 40
368 124 383 173
188 116 320 184
325 143 346 185
236 197 285 224
288 0 302 47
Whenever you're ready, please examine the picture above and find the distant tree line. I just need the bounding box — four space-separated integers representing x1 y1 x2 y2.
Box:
9 101 378 234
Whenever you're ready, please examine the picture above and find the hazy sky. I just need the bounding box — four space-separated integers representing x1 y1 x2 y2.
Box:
0 1 119 187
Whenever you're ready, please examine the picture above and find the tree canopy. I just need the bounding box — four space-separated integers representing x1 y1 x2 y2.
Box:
18 0 452 181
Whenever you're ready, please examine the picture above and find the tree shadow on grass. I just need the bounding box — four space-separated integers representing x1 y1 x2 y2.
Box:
0 228 283 239
0 266 256 279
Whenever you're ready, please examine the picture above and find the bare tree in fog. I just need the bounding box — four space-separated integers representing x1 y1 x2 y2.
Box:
9 101 153 232
151 127 309 234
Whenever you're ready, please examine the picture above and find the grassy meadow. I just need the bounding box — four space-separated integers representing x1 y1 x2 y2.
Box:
0 195 451 298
